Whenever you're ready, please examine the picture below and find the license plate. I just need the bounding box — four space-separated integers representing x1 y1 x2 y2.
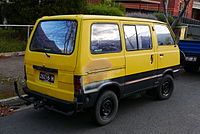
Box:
185 56 197 62
39 72 55 83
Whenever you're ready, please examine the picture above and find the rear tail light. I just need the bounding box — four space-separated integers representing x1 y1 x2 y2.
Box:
74 75 82 94
24 65 27 80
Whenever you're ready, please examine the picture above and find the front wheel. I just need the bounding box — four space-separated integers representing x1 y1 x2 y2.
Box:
93 90 118 125
156 75 174 100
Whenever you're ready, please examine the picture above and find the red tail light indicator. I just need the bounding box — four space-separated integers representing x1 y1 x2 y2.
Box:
74 76 82 94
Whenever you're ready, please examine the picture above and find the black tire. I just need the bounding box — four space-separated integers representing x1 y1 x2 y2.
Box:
156 75 174 100
93 90 118 125
184 65 199 72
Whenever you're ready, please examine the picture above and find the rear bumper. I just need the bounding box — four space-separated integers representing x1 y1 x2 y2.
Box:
14 82 98 115
23 87 76 112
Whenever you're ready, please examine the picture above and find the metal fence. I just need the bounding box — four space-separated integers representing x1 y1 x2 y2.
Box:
173 16 200 26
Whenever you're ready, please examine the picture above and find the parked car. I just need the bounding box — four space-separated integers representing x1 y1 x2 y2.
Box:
15 15 180 125
175 24 200 72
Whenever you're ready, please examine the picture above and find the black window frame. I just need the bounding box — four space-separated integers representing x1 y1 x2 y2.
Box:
154 24 175 46
29 19 78 55
123 24 153 51
90 23 122 55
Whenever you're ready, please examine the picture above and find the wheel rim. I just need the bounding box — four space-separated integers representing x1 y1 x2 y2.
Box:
161 79 172 97
100 98 114 119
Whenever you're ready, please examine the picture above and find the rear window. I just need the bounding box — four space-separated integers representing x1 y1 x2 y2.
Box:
30 20 77 55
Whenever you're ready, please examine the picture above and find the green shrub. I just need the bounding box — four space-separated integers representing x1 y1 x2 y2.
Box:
0 29 26 52
85 4 125 16
1 0 125 24
2 0 87 24
154 13 174 25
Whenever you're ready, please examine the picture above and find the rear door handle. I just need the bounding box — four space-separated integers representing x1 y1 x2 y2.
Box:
160 54 164 56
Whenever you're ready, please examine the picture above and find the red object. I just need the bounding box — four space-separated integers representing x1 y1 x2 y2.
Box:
74 76 82 93
87 0 194 19
122 0 194 18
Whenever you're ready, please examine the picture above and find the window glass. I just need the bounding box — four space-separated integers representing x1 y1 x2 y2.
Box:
136 25 152 50
154 25 175 45
91 23 121 54
124 25 137 51
30 20 77 54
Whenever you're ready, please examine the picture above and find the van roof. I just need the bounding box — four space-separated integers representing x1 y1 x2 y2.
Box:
41 14 165 24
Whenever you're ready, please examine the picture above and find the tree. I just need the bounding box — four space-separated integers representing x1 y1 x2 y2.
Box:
163 0 191 30
1 0 87 24
1 0 124 24
171 0 191 29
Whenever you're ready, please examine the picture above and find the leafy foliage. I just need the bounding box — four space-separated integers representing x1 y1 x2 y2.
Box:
154 13 174 25
85 4 125 16
1 0 125 24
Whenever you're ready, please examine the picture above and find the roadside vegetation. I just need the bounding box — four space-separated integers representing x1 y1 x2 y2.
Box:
0 0 125 25
0 0 125 53
0 29 26 53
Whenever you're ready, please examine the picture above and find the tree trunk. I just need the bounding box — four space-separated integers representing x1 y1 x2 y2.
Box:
171 0 191 30
163 0 170 26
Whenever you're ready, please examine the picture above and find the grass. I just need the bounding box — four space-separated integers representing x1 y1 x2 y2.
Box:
0 29 27 53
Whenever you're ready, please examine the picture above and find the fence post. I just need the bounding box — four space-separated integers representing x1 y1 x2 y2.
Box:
27 26 30 41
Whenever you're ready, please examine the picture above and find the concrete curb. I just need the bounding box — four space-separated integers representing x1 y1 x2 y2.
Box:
0 95 27 106
0 51 25 58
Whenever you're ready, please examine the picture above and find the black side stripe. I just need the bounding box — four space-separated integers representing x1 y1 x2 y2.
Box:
84 65 180 94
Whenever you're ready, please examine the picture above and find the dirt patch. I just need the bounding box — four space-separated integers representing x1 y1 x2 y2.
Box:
0 87 24 99
0 56 24 81
0 104 14 116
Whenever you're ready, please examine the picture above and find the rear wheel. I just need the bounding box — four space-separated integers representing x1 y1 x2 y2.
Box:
156 75 174 100
93 90 118 125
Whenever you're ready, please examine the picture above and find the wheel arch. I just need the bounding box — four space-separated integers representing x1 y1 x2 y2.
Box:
97 82 122 100
162 69 174 78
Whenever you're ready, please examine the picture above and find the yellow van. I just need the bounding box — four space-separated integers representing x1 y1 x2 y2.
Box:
15 15 180 125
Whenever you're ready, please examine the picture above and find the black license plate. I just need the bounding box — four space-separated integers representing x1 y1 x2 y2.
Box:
39 72 55 83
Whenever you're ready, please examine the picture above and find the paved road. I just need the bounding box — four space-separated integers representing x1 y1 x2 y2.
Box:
1 71 200 134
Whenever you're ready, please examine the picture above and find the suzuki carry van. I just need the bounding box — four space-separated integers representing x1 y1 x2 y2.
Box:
15 15 180 125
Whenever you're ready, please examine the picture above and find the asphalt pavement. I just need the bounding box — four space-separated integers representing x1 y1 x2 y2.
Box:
0 71 200 134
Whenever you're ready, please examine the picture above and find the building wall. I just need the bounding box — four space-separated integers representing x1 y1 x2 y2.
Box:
88 0 194 18
122 0 194 18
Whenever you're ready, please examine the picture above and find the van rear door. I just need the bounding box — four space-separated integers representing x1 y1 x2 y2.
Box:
25 19 79 102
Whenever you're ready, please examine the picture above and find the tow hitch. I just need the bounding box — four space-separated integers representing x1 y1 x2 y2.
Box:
14 81 47 109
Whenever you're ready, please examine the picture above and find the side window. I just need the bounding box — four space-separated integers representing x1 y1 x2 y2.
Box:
154 25 175 46
123 25 137 51
136 25 152 50
91 23 121 54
